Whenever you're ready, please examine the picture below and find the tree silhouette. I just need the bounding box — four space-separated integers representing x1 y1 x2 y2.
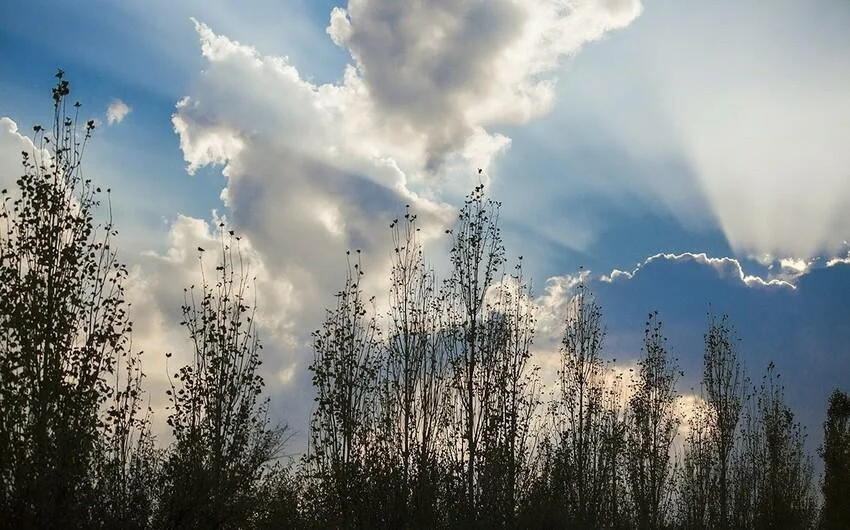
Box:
157 228 286 528
442 183 507 523
305 252 381 528
703 313 746 529
733 363 816 530
819 388 850 529
678 398 715 530
377 208 446 527
544 281 618 528
626 312 680 530
0 71 143 527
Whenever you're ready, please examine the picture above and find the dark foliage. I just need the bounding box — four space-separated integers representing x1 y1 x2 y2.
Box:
156 229 287 528
819 389 850 529
0 71 149 528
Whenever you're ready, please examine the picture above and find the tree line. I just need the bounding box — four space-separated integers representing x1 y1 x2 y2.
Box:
0 74 848 529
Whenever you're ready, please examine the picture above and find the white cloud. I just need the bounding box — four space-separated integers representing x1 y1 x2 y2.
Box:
599 251 795 289
533 271 592 347
169 4 642 355
778 258 810 275
106 99 131 125
647 253 794 289
122 2 643 444
327 0 642 171
827 251 850 267
0 118 35 192
600 268 634 283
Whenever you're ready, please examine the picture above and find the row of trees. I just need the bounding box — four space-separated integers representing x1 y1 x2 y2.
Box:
298 186 841 530
0 74 848 529
0 73 285 529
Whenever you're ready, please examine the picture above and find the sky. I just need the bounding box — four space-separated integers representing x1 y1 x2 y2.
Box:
2 0 849 458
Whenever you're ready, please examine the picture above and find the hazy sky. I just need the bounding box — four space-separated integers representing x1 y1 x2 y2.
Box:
2 0 849 454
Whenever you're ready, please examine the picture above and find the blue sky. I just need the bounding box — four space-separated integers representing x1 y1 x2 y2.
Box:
2 0 849 454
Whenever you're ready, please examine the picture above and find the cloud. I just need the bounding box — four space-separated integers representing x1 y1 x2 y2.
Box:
646 253 794 289
600 268 634 283
170 3 643 343
106 99 131 125
827 251 850 267
127 214 304 440
153 1 641 446
600 252 795 289
0 118 36 192
533 271 591 348
168 0 643 317
328 0 642 171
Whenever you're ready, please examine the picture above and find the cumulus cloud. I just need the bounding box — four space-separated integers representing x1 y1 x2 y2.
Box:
148 1 642 443
600 268 634 283
106 99 131 125
647 253 795 289
168 3 642 370
533 271 591 347
0 118 35 191
826 250 850 267
328 0 641 171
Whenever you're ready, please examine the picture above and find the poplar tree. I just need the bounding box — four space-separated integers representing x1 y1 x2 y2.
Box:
306 252 381 528
549 282 611 527
703 314 745 529
819 389 850 530
0 71 142 527
379 208 445 527
442 184 506 522
626 312 680 530
158 229 285 528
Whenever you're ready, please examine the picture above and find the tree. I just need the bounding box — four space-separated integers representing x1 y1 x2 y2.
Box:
819 389 850 529
95 347 158 529
733 363 816 530
678 399 715 530
442 183 506 522
703 313 745 529
476 259 538 528
547 281 613 528
378 208 446 527
158 228 286 528
0 71 141 527
251 461 302 529
306 252 381 528
626 312 680 530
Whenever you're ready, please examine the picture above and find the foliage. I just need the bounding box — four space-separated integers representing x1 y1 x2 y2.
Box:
732 363 816 530
626 312 680 530
0 71 147 527
819 389 850 529
541 281 625 528
305 252 381 528
157 229 286 528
